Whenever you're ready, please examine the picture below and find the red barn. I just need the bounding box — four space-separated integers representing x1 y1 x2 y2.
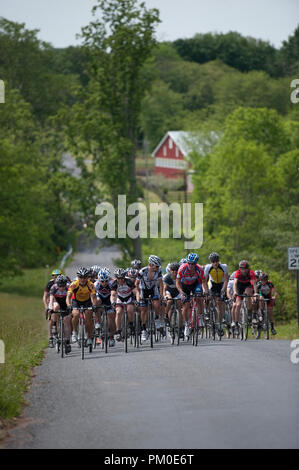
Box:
151 131 196 192
152 131 191 178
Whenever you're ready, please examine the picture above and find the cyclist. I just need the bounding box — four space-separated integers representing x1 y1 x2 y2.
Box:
176 253 207 340
136 255 164 341
89 265 101 283
226 271 237 330
94 268 116 347
204 252 229 336
110 268 137 342
233 260 258 329
49 275 72 352
257 273 277 335
43 269 62 317
163 262 183 338
66 267 97 347
131 259 142 273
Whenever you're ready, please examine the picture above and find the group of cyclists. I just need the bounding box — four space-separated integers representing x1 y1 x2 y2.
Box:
43 252 277 353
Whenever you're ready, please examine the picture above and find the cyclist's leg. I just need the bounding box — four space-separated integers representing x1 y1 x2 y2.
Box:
107 308 116 338
71 303 80 341
127 303 135 324
95 296 103 326
115 304 124 332
84 307 94 339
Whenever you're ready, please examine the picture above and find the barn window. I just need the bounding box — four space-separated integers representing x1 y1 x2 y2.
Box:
169 138 173 149
163 145 167 156
175 146 179 157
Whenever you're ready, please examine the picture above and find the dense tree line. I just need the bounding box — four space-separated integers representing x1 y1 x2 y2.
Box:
0 2 298 304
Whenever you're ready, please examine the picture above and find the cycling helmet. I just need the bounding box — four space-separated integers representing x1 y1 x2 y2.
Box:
166 262 180 273
261 273 269 280
255 269 263 279
101 267 111 276
56 275 68 286
90 265 101 276
131 259 142 270
209 252 220 263
239 260 249 269
148 255 161 267
127 268 138 279
52 268 62 276
186 252 199 264
179 258 187 265
114 268 126 279
98 269 110 282
76 267 90 278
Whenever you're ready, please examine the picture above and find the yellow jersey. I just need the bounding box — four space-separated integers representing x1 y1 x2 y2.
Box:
68 279 96 302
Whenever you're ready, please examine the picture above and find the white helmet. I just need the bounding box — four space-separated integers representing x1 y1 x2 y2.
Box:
148 255 161 267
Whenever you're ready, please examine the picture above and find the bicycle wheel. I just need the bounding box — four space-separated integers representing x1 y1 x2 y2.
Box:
134 310 139 348
149 304 154 349
169 307 175 345
176 308 181 346
124 308 128 353
80 318 85 360
60 316 64 358
264 306 270 340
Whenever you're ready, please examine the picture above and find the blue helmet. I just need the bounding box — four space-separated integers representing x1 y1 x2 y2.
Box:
98 269 110 282
186 253 199 264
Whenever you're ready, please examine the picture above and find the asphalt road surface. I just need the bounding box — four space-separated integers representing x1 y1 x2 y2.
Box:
3 245 299 449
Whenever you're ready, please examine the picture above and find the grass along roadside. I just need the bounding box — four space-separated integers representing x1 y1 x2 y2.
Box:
0 292 47 427
272 319 299 340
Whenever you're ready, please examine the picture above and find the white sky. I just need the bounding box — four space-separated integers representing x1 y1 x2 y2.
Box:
0 0 298 49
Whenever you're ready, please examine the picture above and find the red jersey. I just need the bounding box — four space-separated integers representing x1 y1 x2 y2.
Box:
177 263 205 286
234 269 256 284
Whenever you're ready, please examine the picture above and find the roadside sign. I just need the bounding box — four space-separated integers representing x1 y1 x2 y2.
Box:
288 247 299 270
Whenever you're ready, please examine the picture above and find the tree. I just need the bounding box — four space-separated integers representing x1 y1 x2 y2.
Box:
173 31 278 76
66 0 160 259
278 24 299 76
0 17 78 121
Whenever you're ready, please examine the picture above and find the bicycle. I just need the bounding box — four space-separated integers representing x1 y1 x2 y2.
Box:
253 297 270 340
189 293 206 346
133 301 141 349
167 298 182 346
205 293 223 341
94 305 110 353
141 296 155 348
236 294 257 340
76 306 94 360
54 308 72 358
223 298 233 339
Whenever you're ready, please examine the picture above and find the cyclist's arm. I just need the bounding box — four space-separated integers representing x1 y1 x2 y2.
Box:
163 282 168 298
49 294 55 311
158 278 163 297
271 286 277 300
202 276 209 294
66 291 72 307
176 277 184 296
233 278 238 297
222 272 229 292
43 290 49 308
91 293 97 305
110 289 117 304
252 279 258 295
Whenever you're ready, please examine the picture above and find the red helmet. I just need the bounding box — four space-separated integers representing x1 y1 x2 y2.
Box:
239 260 249 269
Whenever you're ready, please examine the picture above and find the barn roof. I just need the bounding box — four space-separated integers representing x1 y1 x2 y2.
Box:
151 130 219 159
151 131 192 158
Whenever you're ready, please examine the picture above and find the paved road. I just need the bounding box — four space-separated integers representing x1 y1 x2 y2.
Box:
3 338 299 449
2 244 299 449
